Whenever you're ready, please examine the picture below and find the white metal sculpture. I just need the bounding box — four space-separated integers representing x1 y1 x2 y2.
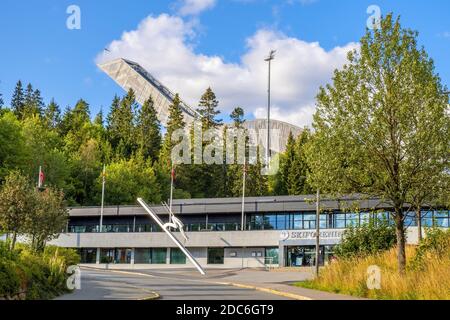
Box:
162 202 188 243
137 198 205 276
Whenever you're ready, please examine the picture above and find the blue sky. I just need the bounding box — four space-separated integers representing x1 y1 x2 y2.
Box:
0 0 449 125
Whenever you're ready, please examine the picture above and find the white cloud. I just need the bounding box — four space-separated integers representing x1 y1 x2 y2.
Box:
97 14 358 128
176 0 216 16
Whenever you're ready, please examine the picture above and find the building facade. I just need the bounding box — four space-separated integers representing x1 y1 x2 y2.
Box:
50 195 450 269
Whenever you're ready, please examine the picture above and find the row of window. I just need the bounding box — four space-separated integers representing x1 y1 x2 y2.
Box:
68 210 450 233
78 248 226 265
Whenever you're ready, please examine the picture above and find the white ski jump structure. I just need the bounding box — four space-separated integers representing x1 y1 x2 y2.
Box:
137 198 206 275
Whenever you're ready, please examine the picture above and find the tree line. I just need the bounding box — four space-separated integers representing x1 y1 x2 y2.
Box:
0 82 312 208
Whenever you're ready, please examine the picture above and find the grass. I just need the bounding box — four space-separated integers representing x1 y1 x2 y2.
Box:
294 243 450 300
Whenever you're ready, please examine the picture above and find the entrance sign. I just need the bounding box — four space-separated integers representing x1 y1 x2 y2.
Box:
280 230 345 241
137 198 206 275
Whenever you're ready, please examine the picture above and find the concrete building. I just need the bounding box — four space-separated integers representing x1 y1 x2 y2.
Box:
50 195 450 269
98 58 302 153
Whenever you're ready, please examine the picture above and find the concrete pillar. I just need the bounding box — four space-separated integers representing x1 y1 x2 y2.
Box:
278 244 285 267
131 248 135 265
96 248 100 264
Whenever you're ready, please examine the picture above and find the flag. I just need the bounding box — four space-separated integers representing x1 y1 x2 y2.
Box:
171 167 176 181
38 167 45 188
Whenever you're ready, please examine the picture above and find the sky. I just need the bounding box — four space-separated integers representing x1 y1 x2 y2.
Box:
0 0 449 127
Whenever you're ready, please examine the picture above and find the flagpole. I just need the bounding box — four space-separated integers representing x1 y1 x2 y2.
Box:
169 162 174 224
38 166 42 188
241 154 246 231
99 164 106 233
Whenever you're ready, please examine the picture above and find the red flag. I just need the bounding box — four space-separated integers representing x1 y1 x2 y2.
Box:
171 167 176 181
38 168 45 187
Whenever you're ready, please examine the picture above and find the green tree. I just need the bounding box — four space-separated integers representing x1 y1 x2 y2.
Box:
106 90 137 158
230 107 245 127
0 112 28 180
26 187 68 252
11 81 25 119
305 14 450 274
98 156 162 205
197 87 222 129
22 83 44 119
0 172 34 250
159 93 186 168
0 92 4 108
43 99 61 130
136 97 161 161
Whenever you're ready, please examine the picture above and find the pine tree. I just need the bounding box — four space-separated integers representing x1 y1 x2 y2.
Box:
22 83 44 118
137 96 161 162
230 107 245 128
0 92 4 108
197 87 222 129
44 99 61 129
11 80 25 118
160 93 186 167
94 108 104 127
106 90 137 159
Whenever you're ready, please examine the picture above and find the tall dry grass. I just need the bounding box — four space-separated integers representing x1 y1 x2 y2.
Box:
297 245 450 300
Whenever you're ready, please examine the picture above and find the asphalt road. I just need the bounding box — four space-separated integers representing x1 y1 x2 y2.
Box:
56 268 291 300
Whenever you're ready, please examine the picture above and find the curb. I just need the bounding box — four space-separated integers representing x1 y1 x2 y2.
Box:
214 281 313 300
138 292 160 300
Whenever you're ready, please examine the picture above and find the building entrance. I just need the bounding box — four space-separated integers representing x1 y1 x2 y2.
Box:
285 246 335 267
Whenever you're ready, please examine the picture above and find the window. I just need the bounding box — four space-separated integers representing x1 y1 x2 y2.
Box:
100 248 115 264
434 211 449 228
346 213 359 227
293 214 303 230
170 248 186 264
334 213 346 229
151 248 167 264
404 212 417 227
263 215 277 230
134 249 151 264
265 247 279 265
208 248 224 264
360 212 371 225
78 248 97 263
303 214 316 230
422 211 434 227
276 214 288 230
114 248 132 264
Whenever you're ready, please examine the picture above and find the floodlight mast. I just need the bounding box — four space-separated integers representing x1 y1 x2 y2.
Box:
137 198 206 276
264 50 276 167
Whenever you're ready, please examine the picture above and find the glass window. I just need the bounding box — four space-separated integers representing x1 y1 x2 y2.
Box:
151 248 167 264
360 212 371 225
319 214 329 229
100 248 115 264
115 248 132 264
263 215 277 230
207 248 224 264
422 211 434 227
334 213 346 229
303 214 316 230
434 211 449 228
276 214 288 230
346 213 359 227
265 247 279 265
293 214 303 230
134 249 151 264
170 248 186 264
78 248 97 263
404 212 417 227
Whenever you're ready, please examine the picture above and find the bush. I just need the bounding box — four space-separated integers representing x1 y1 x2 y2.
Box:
334 218 396 258
411 228 450 270
0 241 80 300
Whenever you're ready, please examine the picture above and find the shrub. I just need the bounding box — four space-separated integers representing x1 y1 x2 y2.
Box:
0 241 80 300
411 228 450 270
334 217 396 258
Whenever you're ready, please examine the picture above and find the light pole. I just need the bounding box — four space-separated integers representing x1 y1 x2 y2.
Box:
99 164 106 233
315 189 321 278
265 50 276 168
